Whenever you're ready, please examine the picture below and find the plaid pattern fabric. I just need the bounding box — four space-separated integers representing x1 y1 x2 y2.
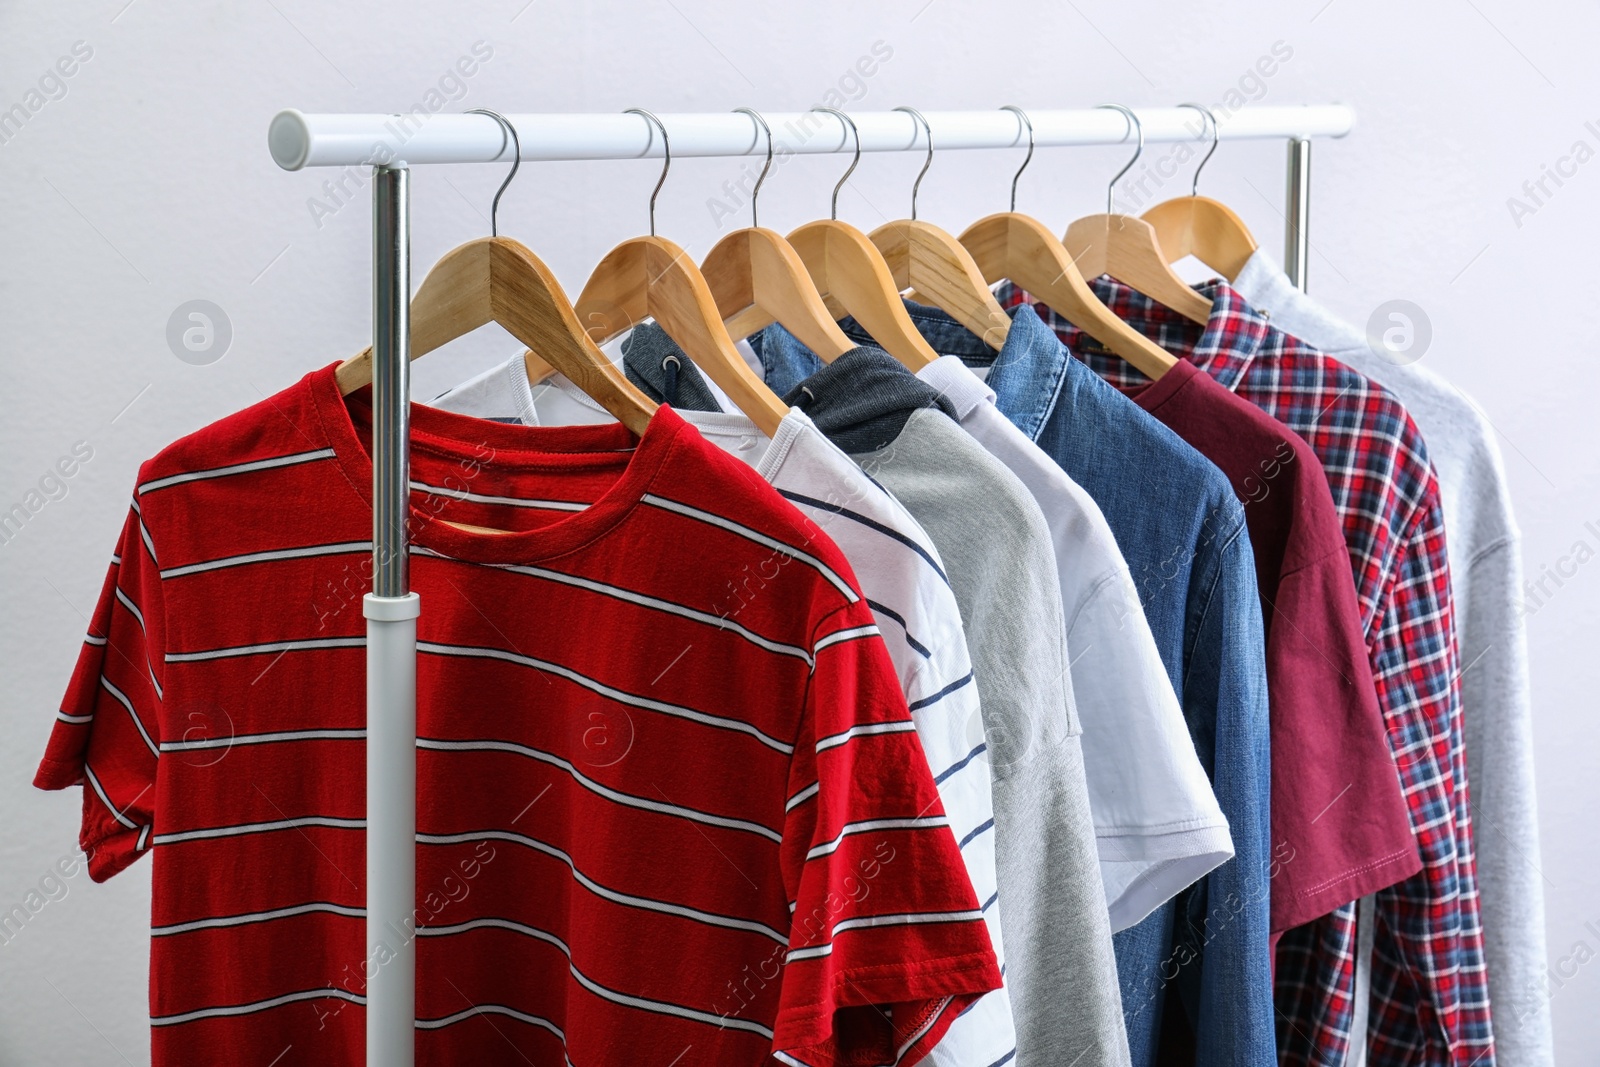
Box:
997 279 1492 1067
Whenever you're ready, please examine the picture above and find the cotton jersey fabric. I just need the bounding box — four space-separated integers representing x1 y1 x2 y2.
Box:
751 332 1231 934
1233 250 1551 1067
1071 354 1420 932
1004 276 1493 1067
433 343 1021 1065
451 329 1128 1067
782 303 1275 1067
816 393 1132 1067
34 363 1003 1066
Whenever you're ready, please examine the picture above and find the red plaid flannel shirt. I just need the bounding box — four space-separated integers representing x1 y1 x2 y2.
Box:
998 279 1492 1067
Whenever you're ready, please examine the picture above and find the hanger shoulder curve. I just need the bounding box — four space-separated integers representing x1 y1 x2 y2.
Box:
869 220 1010 350
701 227 855 358
1140 195 1257 282
787 219 940 369
578 235 788 436
338 237 657 436
1063 213 1213 324
961 212 1176 380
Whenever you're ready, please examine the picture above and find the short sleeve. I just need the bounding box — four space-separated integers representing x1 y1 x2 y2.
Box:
1267 544 1421 930
34 497 164 882
1067 566 1232 932
774 602 1001 1066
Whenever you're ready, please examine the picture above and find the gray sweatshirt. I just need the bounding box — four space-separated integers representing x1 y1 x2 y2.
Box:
1234 250 1552 1067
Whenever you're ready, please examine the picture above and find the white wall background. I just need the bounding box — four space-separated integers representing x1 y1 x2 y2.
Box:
2 1 1596 1063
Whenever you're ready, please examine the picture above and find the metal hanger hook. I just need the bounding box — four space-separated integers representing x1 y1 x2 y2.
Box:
1178 102 1220 196
731 108 774 228
624 108 671 236
1000 105 1034 213
810 107 859 220
894 106 934 221
1098 103 1143 214
464 108 520 237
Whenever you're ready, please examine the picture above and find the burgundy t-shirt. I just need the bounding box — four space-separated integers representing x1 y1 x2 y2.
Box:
1117 359 1420 936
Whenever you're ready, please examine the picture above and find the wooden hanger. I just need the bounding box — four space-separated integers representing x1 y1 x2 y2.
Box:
575 109 788 437
779 108 940 370
700 109 855 359
1062 105 1213 325
337 111 657 535
960 107 1175 380
337 238 657 436
1139 103 1257 281
868 107 1011 350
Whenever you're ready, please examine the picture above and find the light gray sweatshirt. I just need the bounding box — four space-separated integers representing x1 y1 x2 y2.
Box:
1234 250 1552 1067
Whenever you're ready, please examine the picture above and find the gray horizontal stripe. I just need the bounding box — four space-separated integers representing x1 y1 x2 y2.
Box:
418 641 792 755
114 586 145 630
641 493 857 603
99 677 158 758
410 479 587 512
814 719 917 754
153 814 363 846
418 830 786 944
418 738 780 842
151 986 363 1026
166 636 365 663
422 916 773 1038
138 449 335 495
83 764 139 830
786 911 985 965
812 624 881 657
502 563 812 665
832 908 984 934
160 727 365 753
413 1002 564 1038
411 547 815 667
153 900 364 936
806 816 949 860
83 634 108 646
160 540 370 579
56 710 93 724
785 781 819 812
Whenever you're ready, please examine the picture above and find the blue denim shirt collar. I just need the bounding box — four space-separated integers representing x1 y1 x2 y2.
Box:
830 298 1071 442
745 321 828 398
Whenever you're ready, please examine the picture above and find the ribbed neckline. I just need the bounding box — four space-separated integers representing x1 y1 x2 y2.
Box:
308 361 686 564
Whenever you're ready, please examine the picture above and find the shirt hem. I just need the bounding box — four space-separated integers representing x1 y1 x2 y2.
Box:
1271 843 1424 934
772 950 1001 1060
1099 822 1235 933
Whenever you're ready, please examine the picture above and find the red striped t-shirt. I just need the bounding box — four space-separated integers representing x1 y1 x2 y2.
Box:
34 363 1000 1066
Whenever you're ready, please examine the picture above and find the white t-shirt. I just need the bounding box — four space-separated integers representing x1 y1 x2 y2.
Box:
432 356 1018 1066
918 355 1231 931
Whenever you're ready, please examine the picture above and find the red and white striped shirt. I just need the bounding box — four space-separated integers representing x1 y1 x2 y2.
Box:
34 363 1001 1066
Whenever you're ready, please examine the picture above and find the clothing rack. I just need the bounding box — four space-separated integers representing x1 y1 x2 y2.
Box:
267 103 1352 1067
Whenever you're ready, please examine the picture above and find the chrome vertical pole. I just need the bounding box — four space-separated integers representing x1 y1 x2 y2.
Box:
1284 137 1312 292
364 162 419 1067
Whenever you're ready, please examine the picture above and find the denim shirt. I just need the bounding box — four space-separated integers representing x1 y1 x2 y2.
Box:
753 305 1274 1067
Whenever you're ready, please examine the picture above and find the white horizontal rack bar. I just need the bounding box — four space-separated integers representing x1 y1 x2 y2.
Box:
269 105 1354 171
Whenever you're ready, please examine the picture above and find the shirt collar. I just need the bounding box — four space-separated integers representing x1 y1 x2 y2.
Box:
833 297 1071 442
993 276 1274 394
